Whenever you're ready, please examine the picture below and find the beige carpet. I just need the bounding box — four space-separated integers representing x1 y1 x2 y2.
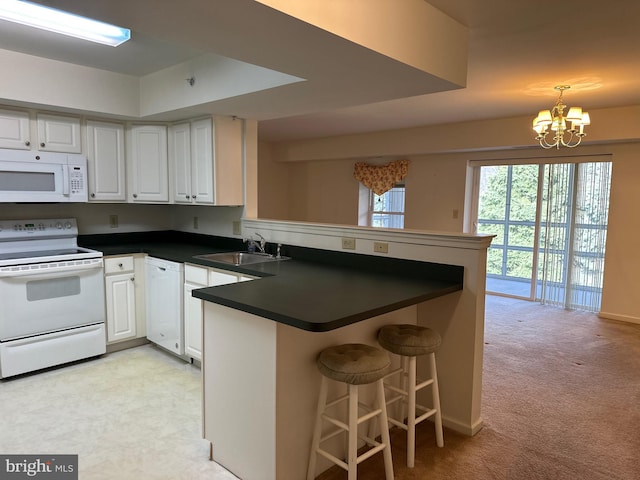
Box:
318 295 640 480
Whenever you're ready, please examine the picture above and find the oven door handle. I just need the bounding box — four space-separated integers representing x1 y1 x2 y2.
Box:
0 260 103 278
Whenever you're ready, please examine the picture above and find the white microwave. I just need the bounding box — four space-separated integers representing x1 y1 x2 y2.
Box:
0 149 88 202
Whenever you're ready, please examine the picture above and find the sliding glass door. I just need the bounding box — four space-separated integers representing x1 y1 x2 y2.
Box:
475 158 611 312
538 162 612 311
478 164 540 298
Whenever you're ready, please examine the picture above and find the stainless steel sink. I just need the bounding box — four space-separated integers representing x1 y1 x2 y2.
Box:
194 251 288 266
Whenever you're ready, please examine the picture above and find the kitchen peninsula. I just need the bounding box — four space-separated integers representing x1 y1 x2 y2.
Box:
194 218 493 480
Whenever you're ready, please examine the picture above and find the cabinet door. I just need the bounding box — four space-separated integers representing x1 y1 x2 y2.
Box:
0 108 30 150
129 125 169 202
191 118 215 204
105 272 137 343
184 281 204 361
169 123 192 204
36 113 82 153
87 120 126 202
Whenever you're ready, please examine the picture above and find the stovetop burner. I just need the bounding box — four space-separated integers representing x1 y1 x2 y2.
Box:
0 248 90 261
0 218 102 267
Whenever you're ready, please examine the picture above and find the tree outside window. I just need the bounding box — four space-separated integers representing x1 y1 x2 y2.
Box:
371 184 405 228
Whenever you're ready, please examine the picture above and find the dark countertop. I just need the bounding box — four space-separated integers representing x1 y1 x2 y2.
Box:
81 231 463 332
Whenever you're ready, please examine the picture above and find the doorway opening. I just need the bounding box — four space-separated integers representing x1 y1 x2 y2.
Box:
474 158 611 312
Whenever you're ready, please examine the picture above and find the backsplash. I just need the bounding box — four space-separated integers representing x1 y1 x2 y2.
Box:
0 203 244 237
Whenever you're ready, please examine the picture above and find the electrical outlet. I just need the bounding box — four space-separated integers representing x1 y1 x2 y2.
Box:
193 216 199 229
374 241 388 253
109 214 118 228
342 237 356 250
453 209 459 219
232 221 242 235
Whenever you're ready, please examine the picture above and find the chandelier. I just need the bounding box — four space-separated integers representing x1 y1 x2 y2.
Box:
532 85 590 149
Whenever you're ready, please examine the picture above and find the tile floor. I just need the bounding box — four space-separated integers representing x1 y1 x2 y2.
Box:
0 345 239 480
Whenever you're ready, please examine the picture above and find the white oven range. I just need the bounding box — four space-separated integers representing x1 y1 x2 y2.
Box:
0 218 105 378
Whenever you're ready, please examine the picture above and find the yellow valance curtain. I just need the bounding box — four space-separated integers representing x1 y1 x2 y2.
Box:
353 159 409 195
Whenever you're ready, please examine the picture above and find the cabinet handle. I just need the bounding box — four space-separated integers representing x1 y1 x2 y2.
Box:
185 195 190 200
90 193 96 198
131 277 135 281
25 140 30 146
192 195 197 199
133 193 138 198
40 142 45 147
118 263 123 268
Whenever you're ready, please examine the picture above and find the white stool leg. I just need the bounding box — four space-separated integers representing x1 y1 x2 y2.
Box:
398 355 409 423
376 379 395 480
348 384 358 480
407 355 417 468
430 352 444 447
307 376 328 480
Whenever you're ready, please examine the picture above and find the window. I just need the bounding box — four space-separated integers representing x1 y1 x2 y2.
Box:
474 158 612 312
369 183 405 228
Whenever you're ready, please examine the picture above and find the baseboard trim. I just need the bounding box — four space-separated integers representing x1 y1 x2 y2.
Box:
598 311 640 325
442 415 484 436
106 337 149 353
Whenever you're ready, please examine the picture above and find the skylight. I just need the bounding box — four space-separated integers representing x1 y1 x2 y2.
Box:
0 0 131 47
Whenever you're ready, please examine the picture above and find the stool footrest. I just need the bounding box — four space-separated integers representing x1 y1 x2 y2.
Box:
356 440 387 464
416 407 437 424
319 427 346 444
388 417 408 431
387 403 436 426
416 378 434 391
316 434 387 473
317 448 348 471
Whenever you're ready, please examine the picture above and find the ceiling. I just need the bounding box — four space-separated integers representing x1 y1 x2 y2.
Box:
2 0 640 142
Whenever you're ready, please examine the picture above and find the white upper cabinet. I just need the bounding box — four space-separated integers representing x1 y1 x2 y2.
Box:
128 124 169 203
36 113 82 153
191 118 216 204
170 118 215 205
0 108 30 150
86 120 126 202
0 109 81 153
169 116 244 206
169 122 195 204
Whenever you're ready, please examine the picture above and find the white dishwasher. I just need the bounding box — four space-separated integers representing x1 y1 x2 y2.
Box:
145 257 184 356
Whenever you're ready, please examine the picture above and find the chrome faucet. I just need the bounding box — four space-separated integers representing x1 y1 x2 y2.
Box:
245 233 267 254
255 233 267 253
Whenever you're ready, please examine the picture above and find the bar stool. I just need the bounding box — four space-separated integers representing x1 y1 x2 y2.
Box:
307 343 394 480
377 324 444 468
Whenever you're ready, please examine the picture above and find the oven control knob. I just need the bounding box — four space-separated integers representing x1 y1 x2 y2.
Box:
56 222 63 229
38 223 45 230
64 222 72 229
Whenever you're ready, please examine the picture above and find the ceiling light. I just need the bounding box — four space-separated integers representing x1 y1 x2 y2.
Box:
532 85 590 149
0 0 131 47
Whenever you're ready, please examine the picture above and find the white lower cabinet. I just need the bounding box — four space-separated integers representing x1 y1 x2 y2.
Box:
184 265 209 360
103 256 254 356
104 255 143 344
184 264 255 361
105 257 136 343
